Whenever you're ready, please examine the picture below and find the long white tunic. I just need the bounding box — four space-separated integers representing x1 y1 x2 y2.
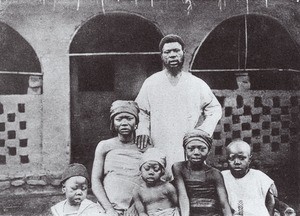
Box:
135 71 222 171
222 169 274 216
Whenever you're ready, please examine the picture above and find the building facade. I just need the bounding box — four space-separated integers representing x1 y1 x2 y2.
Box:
0 0 299 206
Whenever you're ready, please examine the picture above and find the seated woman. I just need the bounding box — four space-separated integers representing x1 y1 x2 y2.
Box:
91 100 148 216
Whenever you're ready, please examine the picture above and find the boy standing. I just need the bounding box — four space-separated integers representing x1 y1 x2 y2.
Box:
221 140 275 216
51 163 101 216
172 130 232 216
133 148 180 216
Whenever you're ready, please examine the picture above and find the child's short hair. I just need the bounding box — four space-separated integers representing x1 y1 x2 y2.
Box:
61 163 89 185
183 129 212 150
140 148 166 170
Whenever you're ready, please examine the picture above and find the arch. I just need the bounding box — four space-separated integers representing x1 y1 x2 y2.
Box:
190 14 300 90
70 12 163 53
69 12 163 170
0 22 41 94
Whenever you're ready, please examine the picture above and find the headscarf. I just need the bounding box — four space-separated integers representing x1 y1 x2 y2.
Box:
140 148 166 170
110 100 140 131
183 129 213 150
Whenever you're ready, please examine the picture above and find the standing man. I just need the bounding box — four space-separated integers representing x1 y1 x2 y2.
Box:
135 34 222 174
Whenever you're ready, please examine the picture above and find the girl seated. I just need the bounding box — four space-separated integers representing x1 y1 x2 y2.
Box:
172 129 232 216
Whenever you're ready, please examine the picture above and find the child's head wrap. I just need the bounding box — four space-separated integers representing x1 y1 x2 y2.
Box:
61 163 90 185
110 100 140 131
140 148 166 170
183 129 213 150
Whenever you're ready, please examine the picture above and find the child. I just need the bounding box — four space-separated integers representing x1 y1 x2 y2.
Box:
92 100 147 216
221 140 276 216
51 163 101 216
133 148 180 216
172 129 232 216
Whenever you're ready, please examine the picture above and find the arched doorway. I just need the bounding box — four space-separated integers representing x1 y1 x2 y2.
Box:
0 22 42 173
69 12 163 171
190 14 300 90
0 22 41 94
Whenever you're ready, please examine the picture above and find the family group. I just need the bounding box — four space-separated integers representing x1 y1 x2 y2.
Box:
51 35 295 216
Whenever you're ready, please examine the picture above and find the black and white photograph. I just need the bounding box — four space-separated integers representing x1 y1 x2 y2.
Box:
0 0 299 215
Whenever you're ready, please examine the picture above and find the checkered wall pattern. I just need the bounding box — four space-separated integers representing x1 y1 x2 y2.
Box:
209 90 299 167
0 95 42 173
0 103 29 165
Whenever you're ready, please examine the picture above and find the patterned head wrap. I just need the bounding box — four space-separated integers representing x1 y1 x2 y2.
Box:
140 148 166 170
110 100 139 131
183 130 213 150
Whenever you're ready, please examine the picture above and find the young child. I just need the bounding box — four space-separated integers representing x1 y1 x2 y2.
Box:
221 140 276 216
172 129 232 216
51 163 101 216
133 148 180 216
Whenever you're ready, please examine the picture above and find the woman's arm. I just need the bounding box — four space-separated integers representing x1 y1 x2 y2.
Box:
213 169 233 216
172 163 189 216
91 142 119 216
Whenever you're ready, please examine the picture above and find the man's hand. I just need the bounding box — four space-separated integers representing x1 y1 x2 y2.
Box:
135 135 151 150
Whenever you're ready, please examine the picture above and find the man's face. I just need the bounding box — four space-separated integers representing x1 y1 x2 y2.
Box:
113 113 136 135
63 176 88 206
161 42 184 74
227 145 251 178
185 140 209 165
141 161 163 186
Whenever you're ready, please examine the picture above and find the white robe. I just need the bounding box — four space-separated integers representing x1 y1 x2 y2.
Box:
135 71 222 172
222 169 274 216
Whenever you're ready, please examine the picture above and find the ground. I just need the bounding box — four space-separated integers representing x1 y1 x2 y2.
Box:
0 190 299 215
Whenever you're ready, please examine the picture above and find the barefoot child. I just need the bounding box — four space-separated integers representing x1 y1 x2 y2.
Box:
133 148 180 216
221 140 276 216
51 163 101 216
172 130 232 216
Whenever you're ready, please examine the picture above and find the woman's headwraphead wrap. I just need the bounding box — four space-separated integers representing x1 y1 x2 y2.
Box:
140 148 166 170
110 100 140 131
183 129 213 150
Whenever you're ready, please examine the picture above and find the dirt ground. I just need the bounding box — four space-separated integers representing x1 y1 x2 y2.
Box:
0 191 299 216
0 192 100 216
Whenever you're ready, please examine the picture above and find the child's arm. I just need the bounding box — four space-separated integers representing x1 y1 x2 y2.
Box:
265 184 276 216
172 163 189 216
133 189 148 216
91 142 119 216
166 183 179 206
212 169 233 216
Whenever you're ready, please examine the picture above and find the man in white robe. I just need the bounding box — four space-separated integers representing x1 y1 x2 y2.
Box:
135 34 222 174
